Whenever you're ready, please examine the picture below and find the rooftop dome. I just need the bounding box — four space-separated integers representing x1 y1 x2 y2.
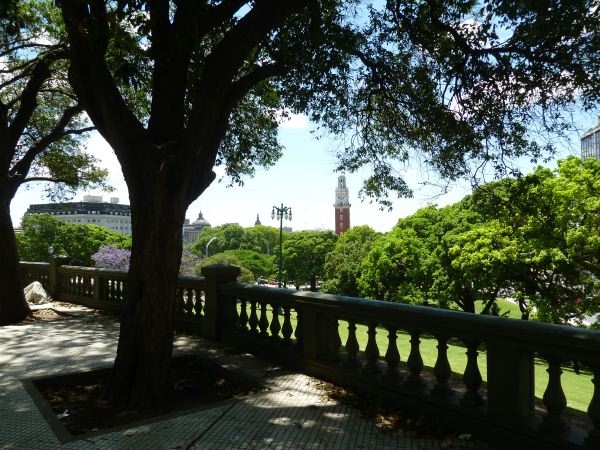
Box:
191 210 210 228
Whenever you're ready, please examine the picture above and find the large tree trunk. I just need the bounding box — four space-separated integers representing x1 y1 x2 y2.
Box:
106 169 193 411
0 197 30 324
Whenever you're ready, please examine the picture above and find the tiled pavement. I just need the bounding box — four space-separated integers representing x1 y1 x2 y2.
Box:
0 306 491 449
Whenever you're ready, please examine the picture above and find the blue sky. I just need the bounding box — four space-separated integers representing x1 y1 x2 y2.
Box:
10 113 591 233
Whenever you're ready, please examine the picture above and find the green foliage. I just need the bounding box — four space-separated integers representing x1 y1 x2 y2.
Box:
17 214 131 266
191 224 279 257
322 225 380 297
358 228 430 303
224 250 274 278
58 1 599 207
469 156 600 323
280 231 338 290
357 157 600 324
0 0 110 202
195 253 255 284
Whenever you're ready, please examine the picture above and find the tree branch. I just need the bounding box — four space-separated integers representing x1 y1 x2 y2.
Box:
22 176 78 186
9 105 84 187
192 0 249 42
147 0 189 143
187 0 309 162
60 0 150 180
224 62 287 112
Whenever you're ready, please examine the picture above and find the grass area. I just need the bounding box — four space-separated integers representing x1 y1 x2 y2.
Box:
475 298 523 319
247 304 592 412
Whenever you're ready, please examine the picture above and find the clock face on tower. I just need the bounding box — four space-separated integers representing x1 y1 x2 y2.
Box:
337 193 345 200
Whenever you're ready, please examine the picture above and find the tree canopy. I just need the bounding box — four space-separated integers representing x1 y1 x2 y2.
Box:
322 225 380 297
280 230 338 290
46 0 600 410
351 157 600 324
191 224 279 257
17 213 131 266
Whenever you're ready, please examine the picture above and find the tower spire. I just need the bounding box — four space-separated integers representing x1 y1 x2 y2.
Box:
334 175 351 235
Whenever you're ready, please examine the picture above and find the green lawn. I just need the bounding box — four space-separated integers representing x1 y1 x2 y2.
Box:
475 298 523 319
248 304 592 412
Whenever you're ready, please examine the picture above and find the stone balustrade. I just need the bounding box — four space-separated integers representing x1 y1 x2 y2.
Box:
19 259 600 449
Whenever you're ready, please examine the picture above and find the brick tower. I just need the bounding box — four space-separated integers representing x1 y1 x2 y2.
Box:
334 175 351 235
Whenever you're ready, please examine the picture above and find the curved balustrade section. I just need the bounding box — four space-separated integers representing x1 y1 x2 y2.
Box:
218 282 600 450
19 261 207 332
57 266 127 309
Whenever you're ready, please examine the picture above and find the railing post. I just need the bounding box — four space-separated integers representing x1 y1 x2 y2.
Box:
201 264 240 340
486 344 535 422
301 309 338 360
48 255 69 300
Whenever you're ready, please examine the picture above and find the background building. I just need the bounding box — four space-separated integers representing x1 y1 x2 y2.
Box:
334 175 351 235
582 117 600 160
182 210 211 243
26 195 131 234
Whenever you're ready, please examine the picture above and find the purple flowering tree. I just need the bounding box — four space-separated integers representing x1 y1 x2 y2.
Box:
92 245 131 271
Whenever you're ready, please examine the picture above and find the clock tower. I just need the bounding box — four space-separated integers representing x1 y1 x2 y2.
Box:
334 175 351 235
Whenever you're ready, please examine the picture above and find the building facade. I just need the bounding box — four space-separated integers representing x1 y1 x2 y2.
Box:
182 211 211 243
582 118 600 160
334 175 351 235
26 195 131 234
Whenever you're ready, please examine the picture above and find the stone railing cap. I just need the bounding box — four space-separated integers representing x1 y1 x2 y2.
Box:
200 264 241 278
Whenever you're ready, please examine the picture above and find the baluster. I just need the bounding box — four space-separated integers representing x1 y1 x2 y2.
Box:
183 288 195 317
384 326 401 381
259 302 269 337
194 289 203 317
461 341 483 406
294 309 303 350
110 279 116 301
343 321 361 368
117 281 124 302
586 365 600 447
332 319 342 359
238 298 249 330
248 300 259 335
270 303 281 341
281 306 293 345
432 336 452 396
176 289 184 314
541 356 568 432
406 331 424 386
363 323 380 374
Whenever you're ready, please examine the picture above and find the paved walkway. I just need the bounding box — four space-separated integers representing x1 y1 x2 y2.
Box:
0 306 490 449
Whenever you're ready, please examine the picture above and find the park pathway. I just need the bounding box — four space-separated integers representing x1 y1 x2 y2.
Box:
0 305 492 449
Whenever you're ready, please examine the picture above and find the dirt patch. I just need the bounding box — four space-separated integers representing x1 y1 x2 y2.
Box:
24 308 72 322
34 355 264 436
313 379 450 436
313 379 494 448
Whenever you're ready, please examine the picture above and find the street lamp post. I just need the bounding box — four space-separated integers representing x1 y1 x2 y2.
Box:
272 203 292 288
205 236 217 258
